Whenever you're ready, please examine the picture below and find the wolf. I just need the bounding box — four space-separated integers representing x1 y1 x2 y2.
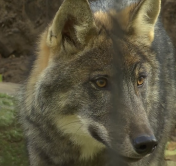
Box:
19 0 176 166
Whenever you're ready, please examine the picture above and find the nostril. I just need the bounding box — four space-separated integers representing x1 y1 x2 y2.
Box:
133 136 158 155
138 144 147 151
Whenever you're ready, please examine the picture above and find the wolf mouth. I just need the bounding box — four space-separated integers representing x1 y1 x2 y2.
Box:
121 156 143 162
88 125 108 146
88 126 143 162
88 125 154 163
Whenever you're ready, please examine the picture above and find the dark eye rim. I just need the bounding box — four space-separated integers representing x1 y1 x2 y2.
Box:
137 74 147 87
91 76 109 89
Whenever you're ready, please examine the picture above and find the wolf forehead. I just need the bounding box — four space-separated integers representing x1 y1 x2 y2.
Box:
33 0 159 87
54 38 151 72
50 13 155 70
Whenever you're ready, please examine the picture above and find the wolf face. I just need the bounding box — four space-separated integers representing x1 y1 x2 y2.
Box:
19 0 176 166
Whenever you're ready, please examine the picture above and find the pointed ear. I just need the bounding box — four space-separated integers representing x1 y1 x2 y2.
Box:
46 0 97 50
128 0 161 45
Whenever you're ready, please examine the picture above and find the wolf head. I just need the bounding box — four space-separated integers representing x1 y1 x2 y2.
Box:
28 0 169 163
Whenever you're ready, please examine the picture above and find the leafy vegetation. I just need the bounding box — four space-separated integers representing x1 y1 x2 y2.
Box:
0 75 2 82
0 93 28 166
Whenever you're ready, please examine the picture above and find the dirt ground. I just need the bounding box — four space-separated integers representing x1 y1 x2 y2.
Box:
0 0 64 83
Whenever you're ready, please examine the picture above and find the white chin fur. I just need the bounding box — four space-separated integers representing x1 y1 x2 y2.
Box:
55 115 107 160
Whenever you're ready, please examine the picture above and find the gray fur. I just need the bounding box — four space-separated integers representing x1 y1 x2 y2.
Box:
19 0 176 166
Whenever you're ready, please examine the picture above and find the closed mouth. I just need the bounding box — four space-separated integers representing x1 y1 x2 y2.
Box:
108 149 144 163
121 156 143 162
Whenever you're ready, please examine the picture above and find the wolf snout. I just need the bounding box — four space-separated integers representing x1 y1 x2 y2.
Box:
133 135 158 155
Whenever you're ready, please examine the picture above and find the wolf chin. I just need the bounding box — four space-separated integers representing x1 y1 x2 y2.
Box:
19 0 176 166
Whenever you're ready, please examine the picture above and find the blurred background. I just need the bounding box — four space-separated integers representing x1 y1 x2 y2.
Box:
0 0 176 83
0 0 176 165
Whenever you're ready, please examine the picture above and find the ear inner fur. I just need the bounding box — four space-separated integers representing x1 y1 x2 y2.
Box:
126 0 161 45
46 0 97 49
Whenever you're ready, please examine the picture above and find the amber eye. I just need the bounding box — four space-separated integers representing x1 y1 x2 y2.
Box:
137 76 145 86
95 78 108 88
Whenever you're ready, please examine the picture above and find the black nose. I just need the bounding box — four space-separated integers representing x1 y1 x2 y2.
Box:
133 136 158 155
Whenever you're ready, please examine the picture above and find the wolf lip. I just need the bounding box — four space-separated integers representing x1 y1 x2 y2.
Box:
121 156 142 162
109 149 143 163
88 125 107 145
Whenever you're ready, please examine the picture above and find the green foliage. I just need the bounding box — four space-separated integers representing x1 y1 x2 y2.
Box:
0 75 2 82
0 93 28 166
